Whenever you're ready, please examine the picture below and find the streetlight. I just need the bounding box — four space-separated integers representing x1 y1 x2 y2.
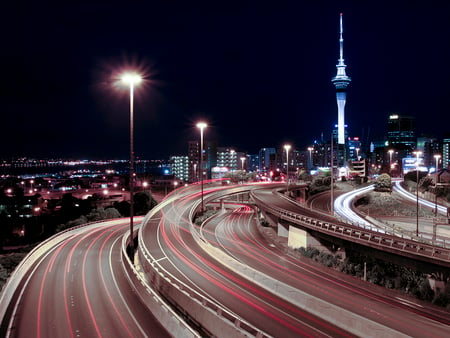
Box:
240 156 246 171
356 147 360 160
434 154 441 215
197 121 207 214
284 144 291 188
307 147 313 170
413 151 422 236
388 149 394 165
121 72 142 253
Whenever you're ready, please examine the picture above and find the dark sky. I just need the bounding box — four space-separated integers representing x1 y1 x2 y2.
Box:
1 1 450 159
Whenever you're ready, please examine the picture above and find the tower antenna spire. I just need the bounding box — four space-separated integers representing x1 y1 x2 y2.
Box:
339 13 344 65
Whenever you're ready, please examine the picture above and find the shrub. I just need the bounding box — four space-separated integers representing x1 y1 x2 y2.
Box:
374 173 392 192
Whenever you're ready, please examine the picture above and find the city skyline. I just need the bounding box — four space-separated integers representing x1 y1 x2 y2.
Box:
1 2 450 159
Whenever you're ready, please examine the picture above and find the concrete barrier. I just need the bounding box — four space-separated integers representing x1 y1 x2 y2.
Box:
195 215 408 338
121 234 199 338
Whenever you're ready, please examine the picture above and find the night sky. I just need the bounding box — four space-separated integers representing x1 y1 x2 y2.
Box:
1 1 450 159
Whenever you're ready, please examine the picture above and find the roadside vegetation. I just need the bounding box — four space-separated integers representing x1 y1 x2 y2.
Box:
302 171 450 308
296 246 450 308
0 190 158 291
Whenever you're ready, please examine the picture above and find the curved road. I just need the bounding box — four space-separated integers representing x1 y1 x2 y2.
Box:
3 181 450 337
1 219 168 337
202 203 450 336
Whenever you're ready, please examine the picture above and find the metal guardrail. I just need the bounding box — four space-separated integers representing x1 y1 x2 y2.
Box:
252 193 450 267
136 204 271 338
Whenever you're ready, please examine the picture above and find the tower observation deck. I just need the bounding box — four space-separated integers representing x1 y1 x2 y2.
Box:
331 13 351 146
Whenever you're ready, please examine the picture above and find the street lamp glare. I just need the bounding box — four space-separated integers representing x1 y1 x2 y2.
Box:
196 122 207 130
121 73 142 85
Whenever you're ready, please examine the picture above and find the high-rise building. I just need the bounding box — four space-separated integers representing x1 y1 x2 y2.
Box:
443 136 450 169
387 114 416 157
216 147 237 170
417 136 440 168
188 141 200 182
247 154 259 172
331 13 351 148
258 148 276 172
171 156 189 182
348 137 362 160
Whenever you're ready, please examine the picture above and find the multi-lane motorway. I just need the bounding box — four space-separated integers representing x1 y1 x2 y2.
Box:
1 219 168 337
2 181 450 337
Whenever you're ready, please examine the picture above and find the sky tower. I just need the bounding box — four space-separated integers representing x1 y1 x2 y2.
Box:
331 13 351 146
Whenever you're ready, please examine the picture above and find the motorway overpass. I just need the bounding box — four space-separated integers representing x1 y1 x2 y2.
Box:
2 181 450 337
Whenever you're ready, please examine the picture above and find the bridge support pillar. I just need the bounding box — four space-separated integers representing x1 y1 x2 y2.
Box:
287 226 345 258
220 199 225 210
277 222 289 238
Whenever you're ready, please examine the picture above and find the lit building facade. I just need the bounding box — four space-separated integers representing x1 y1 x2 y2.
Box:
348 137 362 160
188 141 200 183
387 114 416 155
216 147 238 170
443 137 450 169
170 156 190 182
417 136 440 168
258 148 276 172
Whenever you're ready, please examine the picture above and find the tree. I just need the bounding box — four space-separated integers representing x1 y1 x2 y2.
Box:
134 191 158 215
374 173 392 192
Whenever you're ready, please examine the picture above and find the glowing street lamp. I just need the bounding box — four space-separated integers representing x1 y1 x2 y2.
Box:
356 147 360 160
240 156 246 171
388 149 394 165
413 151 422 236
197 121 207 213
284 144 291 188
121 72 142 253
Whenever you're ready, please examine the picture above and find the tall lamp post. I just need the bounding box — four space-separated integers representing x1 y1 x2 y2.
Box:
434 154 441 215
197 122 207 214
284 144 291 189
122 73 142 252
240 156 246 171
307 146 313 170
388 149 394 174
413 151 422 236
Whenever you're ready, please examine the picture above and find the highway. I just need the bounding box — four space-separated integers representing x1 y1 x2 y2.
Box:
2 181 450 337
201 203 450 336
139 182 450 336
139 183 352 337
1 219 168 337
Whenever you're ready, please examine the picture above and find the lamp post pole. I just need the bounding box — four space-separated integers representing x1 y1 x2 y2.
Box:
197 122 207 214
284 144 291 190
308 147 313 170
330 133 334 216
388 149 394 174
122 73 142 254
413 151 422 236
434 154 441 215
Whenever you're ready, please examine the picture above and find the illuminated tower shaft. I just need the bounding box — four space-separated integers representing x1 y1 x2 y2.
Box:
331 13 351 145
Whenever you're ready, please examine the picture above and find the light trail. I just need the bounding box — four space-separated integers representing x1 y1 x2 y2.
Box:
393 181 447 215
333 185 376 229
